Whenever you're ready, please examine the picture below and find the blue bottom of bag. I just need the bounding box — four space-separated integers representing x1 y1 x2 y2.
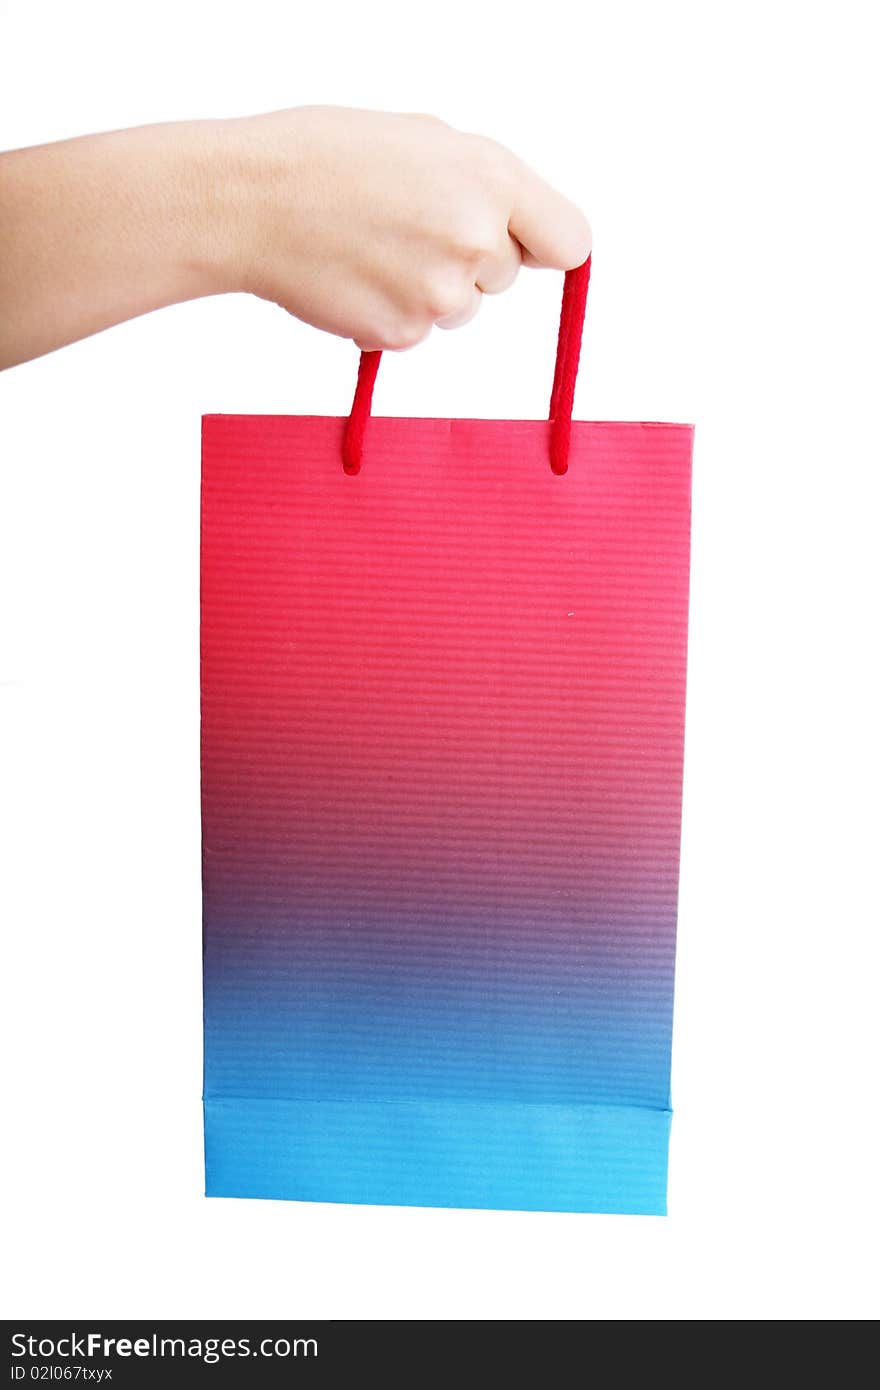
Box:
204 1097 671 1215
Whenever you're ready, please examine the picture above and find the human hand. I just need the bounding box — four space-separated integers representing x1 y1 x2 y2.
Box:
216 106 591 350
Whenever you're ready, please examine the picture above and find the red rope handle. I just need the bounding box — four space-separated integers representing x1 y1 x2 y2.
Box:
342 348 382 475
548 255 591 475
342 255 591 475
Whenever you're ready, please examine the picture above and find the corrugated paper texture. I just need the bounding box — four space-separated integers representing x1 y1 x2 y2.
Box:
201 414 693 1213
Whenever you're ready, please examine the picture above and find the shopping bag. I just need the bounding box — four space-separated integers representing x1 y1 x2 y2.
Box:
201 261 693 1214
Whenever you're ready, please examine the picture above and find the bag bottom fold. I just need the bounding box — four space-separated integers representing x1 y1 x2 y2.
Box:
204 1095 671 1215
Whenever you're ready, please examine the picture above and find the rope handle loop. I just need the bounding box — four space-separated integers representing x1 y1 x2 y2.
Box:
343 256 591 475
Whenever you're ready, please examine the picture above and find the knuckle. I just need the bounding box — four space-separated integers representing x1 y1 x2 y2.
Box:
423 275 470 321
387 317 430 351
407 111 449 129
467 132 512 174
447 217 501 266
362 315 407 351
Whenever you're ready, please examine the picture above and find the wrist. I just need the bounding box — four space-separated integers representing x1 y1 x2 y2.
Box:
146 119 246 300
186 111 312 301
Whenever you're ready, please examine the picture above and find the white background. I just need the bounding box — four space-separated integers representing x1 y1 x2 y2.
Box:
1 0 878 1321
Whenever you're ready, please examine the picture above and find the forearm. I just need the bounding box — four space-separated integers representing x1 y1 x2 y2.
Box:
0 122 231 368
1 107 590 368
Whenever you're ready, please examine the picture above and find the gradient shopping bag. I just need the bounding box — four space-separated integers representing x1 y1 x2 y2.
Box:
201 261 693 1214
